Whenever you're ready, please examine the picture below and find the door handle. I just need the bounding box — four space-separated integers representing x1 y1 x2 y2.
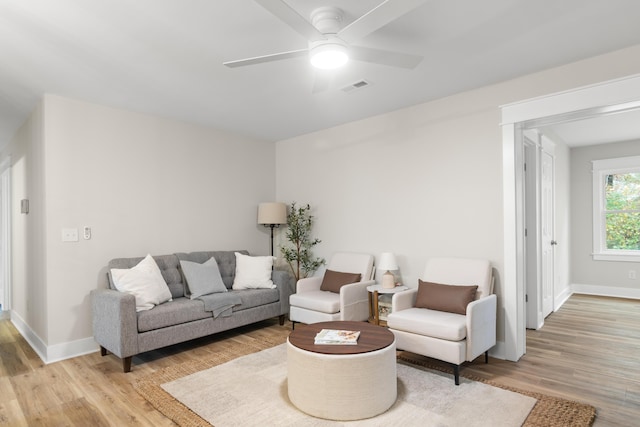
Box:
550 240 558 245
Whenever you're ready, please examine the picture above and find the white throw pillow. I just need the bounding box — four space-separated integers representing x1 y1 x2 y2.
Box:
110 254 172 312
232 252 275 290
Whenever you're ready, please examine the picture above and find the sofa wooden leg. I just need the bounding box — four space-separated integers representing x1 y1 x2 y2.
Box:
292 321 296 330
453 365 460 386
279 314 285 325
485 350 489 363
100 346 107 357
123 356 132 373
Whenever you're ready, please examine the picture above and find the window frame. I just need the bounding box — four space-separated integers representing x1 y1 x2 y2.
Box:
592 155 640 262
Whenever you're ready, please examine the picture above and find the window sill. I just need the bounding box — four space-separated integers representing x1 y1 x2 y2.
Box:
592 252 640 262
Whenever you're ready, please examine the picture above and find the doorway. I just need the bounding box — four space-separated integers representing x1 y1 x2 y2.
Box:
0 157 10 315
501 73 640 361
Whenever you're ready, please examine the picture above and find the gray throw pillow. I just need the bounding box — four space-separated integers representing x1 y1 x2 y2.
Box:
180 257 227 299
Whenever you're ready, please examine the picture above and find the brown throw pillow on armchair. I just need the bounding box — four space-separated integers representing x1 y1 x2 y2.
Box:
320 270 362 293
416 280 478 315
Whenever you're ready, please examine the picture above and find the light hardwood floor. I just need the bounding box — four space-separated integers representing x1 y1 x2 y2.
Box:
0 294 638 426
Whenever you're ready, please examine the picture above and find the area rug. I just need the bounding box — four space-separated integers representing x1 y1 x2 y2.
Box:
134 341 596 426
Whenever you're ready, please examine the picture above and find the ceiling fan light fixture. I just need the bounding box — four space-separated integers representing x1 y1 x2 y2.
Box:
310 41 348 70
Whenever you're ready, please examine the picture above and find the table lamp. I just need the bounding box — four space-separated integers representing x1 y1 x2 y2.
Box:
378 252 398 289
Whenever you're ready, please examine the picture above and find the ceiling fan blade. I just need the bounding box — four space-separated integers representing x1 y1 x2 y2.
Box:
312 71 333 94
338 0 428 44
350 45 423 69
254 0 324 41
223 48 307 68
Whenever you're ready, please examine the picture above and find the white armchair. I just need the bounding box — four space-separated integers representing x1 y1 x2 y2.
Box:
289 252 375 327
387 257 496 385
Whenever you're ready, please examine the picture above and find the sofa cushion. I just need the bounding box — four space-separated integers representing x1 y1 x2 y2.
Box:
180 258 227 299
231 288 280 312
110 254 173 312
289 290 340 314
386 307 467 341
176 250 248 289
232 252 275 289
137 297 211 332
109 254 184 299
416 280 478 315
319 269 362 293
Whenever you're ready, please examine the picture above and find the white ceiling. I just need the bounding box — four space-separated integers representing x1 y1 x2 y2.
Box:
2 0 640 147
536 108 640 147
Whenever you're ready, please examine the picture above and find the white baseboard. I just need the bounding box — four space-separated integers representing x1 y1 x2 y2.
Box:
571 283 640 300
47 337 100 364
10 310 99 364
11 284 631 366
554 286 573 311
10 310 48 363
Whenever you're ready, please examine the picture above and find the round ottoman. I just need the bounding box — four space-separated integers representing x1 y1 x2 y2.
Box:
287 321 397 421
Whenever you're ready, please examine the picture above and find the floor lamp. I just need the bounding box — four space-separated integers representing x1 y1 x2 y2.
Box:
258 202 287 256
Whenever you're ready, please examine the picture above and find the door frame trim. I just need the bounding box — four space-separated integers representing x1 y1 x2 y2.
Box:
0 157 11 313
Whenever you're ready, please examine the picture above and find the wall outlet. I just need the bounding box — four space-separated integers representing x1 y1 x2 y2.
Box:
629 270 637 280
61 228 78 242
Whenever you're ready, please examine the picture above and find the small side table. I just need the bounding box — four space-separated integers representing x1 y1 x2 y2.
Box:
367 284 409 326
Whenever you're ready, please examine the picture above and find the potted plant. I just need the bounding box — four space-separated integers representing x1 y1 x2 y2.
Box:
281 202 325 281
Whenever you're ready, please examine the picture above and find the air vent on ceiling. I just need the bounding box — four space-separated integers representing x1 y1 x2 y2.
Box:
341 79 371 93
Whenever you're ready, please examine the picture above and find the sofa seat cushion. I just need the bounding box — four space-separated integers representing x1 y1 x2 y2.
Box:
137 297 210 333
386 307 467 341
232 288 279 312
289 290 340 315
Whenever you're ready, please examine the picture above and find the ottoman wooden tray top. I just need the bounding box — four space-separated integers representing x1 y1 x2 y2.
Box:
287 321 397 421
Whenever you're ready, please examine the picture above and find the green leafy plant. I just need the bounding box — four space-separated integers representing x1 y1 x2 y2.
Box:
281 202 325 280
605 172 640 250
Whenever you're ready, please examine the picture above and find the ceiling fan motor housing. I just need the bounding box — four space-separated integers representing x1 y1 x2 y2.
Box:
311 7 343 35
308 7 348 69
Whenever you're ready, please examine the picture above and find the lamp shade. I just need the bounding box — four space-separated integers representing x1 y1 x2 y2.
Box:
258 202 287 225
378 252 398 271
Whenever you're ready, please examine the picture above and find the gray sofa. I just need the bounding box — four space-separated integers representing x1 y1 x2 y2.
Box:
91 250 294 372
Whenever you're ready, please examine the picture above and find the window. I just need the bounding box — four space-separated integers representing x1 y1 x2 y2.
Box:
592 155 640 261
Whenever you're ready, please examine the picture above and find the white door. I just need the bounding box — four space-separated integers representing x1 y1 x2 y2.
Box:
541 149 555 318
524 138 540 329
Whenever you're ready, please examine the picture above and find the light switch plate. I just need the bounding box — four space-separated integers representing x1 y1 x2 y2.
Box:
62 228 78 242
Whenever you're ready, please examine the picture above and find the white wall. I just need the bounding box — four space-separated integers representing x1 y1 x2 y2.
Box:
571 139 640 296
276 44 640 356
3 95 276 360
3 100 48 345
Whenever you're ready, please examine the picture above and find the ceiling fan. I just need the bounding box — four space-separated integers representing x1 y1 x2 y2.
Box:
223 0 427 74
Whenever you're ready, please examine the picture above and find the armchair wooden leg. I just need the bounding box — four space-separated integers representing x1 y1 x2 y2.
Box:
485 350 489 363
278 314 285 325
453 364 460 386
123 356 132 373
100 346 107 357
